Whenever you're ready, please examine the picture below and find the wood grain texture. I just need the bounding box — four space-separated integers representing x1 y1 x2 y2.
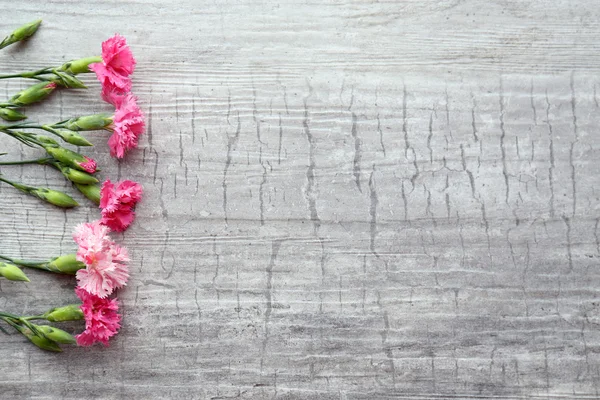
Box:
0 1 599 399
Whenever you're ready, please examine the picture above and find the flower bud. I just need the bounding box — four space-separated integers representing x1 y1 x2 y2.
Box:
9 81 57 107
51 70 86 89
54 163 99 185
36 325 76 344
59 56 102 74
0 262 30 282
45 254 85 274
0 20 42 49
43 304 84 322
62 114 113 131
0 107 27 121
30 187 78 208
42 125 92 146
12 324 62 352
44 145 97 173
74 183 101 204
35 135 58 146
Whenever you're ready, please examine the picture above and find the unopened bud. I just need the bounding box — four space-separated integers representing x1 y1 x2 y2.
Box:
59 56 102 74
30 187 78 208
44 145 97 173
43 125 92 146
11 323 62 352
74 183 101 204
0 107 27 121
51 70 86 89
36 325 76 344
54 162 98 185
45 254 85 274
62 114 113 131
0 262 30 282
35 135 58 146
43 304 84 322
0 20 42 49
9 81 57 107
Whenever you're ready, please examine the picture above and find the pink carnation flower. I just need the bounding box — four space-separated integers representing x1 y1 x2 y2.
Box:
100 179 143 232
89 34 136 98
105 92 145 158
75 287 121 346
73 221 129 298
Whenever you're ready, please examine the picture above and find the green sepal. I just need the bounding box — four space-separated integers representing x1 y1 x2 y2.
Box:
43 304 84 322
58 56 102 74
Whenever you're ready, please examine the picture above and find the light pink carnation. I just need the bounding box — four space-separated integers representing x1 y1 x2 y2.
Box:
90 34 136 98
105 92 145 158
73 221 129 298
100 179 143 232
75 287 121 346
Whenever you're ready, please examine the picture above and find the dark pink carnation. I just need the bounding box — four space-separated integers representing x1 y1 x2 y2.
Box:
100 179 143 232
105 93 145 158
75 287 121 346
89 34 136 97
78 156 97 174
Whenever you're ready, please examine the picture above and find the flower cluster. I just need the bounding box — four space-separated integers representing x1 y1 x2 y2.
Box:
92 35 144 159
0 21 144 351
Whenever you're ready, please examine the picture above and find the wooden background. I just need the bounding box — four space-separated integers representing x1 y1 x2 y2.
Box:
1 1 599 398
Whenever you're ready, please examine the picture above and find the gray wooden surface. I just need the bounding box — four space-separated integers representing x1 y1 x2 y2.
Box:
1 1 599 399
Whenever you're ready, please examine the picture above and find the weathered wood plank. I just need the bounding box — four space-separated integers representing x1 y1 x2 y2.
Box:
0 1 599 399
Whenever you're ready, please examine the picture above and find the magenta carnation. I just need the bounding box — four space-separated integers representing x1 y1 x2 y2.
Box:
75 287 121 346
104 92 145 158
89 34 136 97
100 179 143 232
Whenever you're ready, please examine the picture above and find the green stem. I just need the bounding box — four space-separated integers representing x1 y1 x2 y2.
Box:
0 129 42 147
0 312 20 319
0 67 52 80
0 157 51 166
20 315 46 321
0 175 31 191
0 255 44 268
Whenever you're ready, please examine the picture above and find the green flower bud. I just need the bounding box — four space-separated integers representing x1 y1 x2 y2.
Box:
0 107 27 121
59 56 102 75
44 145 96 173
9 81 57 107
51 70 86 89
54 162 98 185
0 20 42 49
35 135 58 146
74 183 101 204
43 304 84 322
62 114 113 131
43 125 92 146
36 325 76 345
30 187 78 208
9 322 62 352
0 262 30 282
44 254 85 274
